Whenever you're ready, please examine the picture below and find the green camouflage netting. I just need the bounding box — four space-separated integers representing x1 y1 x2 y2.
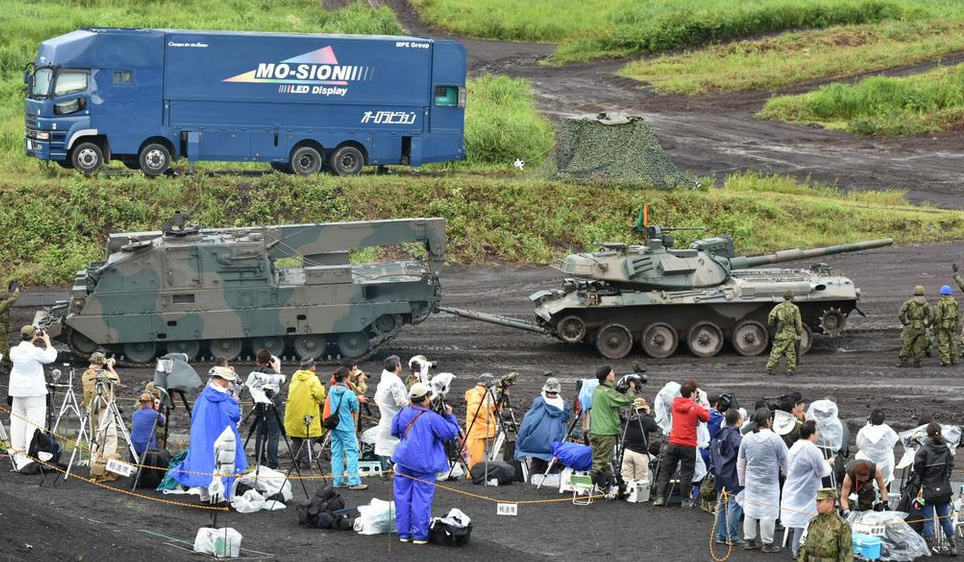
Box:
537 114 697 189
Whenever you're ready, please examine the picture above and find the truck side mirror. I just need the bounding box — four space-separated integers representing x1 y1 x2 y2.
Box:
23 69 30 85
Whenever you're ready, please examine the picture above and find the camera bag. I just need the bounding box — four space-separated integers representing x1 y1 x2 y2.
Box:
135 448 172 489
322 393 344 430
429 509 472 546
470 461 516 485
19 429 64 475
297 484 345 528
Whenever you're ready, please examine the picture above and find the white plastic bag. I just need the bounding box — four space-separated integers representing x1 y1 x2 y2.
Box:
846 510 930 561
193 527 242 559
237 466 293 502
353 498 396 535
231 488 286 513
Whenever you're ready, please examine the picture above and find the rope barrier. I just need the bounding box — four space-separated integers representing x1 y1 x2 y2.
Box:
708 491 734 562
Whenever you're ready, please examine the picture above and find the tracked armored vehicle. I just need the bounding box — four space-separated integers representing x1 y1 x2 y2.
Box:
36 213 445 363
442 225 892 360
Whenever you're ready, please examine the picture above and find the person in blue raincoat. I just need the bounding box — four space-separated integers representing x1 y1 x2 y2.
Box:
515 377 571 474
172 367 247 499
391 382 460 544
326 366 366 490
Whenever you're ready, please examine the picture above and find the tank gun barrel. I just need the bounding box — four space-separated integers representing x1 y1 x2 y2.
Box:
437 306 550 334
731 238 893 269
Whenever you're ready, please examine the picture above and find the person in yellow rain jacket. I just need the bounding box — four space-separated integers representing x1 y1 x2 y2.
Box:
464 373 497 474
284 358 326 469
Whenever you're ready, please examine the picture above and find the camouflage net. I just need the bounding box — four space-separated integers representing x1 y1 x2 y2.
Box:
535 114 698 190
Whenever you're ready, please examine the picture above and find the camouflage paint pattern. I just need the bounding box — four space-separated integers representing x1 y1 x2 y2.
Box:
934 294 959 365
37 216 446 362
898 295 932 364
444 228 892 360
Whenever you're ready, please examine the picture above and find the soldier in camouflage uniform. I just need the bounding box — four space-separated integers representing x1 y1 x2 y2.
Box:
898 285 933 368
766 290 803 376
934 285 959 367
0 283 20 367
952 263 964 355
798 487 853 562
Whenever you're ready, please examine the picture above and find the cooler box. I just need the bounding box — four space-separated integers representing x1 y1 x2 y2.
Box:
852 533 882 560
625 479 651 503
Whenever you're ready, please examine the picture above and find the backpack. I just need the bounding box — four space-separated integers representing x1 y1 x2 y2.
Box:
134 448 172 489
297 484 346 528
19 429 64 475
317 507 360 531
470 461 516 485
429 510 472 546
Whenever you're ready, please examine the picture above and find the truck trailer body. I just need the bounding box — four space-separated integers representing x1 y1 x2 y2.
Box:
24 28 466 175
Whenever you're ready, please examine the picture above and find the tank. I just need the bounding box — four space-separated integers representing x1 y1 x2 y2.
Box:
441 225 892 360
35 212 445 363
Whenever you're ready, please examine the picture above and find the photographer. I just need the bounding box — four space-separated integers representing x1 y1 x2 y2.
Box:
251 348 283 469
173 367 247 500
284 358 325 469
589 365 638 488
653 380 709 508
515 377 571 474
130 392 165 458
391 383 460 544
464 373 497 474
82 352 121 481
326 367 366 490
8 325 56 470
373 355 409 470
621 397 657 484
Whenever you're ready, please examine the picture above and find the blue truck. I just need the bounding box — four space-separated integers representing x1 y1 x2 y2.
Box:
24 28 466 176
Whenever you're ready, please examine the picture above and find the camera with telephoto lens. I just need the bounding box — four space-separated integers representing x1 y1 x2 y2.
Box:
762 393 789 412
495 372 518 394
303 414 314 425
615 363 649 393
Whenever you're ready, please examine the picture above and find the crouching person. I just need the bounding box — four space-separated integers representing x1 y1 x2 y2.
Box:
392 383 460 544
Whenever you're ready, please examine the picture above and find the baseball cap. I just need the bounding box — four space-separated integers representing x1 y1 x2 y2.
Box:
409 382 430 399
209 366 238 382
20 325 36 337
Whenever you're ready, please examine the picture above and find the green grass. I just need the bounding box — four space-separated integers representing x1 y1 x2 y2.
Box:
464 75 554 166
759 62 964 135
412 0 957 63
1 169 960 285
620 19 964 95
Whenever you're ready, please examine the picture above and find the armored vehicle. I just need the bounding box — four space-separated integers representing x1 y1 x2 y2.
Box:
442 225 892 360
36 213 445 363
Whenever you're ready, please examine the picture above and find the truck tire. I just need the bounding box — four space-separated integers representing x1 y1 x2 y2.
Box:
329 145 364 176
290 146 322 175
139 143 171 177
71 142 104 175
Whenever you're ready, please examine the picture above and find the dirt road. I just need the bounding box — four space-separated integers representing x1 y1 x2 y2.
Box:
384 0 964 208
3 242 964 560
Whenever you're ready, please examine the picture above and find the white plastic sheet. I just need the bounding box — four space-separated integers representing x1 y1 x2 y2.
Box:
855 423 900 484
846 510 930 561
653 381 681 435
806 399 843 452
237 466 293 503
231 488 287 513
354 498 396 535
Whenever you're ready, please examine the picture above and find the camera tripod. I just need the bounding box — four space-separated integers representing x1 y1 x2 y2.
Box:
241 400 310 498
288 414 328 476
66 376 138 481
611 406 652 490
51 366 83 435
0 415 14 471
487 385 520 463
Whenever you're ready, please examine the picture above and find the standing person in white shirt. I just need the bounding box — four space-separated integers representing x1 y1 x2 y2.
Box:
855 409 899 485
7 325 57 469
373 355 409 472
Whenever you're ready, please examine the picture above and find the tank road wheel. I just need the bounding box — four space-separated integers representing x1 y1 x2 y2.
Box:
731 320 769 356
210 338 243 361
139 143 172 177
800 325 813 356
291 146 323 176
123 341 157 363
250 336 284 356
595 323 633 360
818 307 847 336
166 340 199 361
71 142 104 175
329 145 365 176
686 322 724 358
557 315 587 344
336 331 370 359
69 330 99 355
293 335 328 360
641 322 679 359
372 314 402 335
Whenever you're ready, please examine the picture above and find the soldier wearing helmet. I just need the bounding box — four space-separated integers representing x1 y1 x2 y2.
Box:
766 290 803 376
934 285 959 367
898 285 933 368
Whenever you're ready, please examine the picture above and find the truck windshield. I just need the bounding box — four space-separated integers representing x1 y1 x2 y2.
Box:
54 70 88 97
30 68 53 98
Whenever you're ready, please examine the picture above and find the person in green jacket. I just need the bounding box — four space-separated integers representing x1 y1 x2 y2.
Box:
284 358 326 469
766 290 803 376
797 488 853 562
589 365 638 487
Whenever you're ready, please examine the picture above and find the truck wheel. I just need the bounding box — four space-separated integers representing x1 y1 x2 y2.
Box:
71 142 104 175
329 145 364 176
139 143 171 177
290 146 322 175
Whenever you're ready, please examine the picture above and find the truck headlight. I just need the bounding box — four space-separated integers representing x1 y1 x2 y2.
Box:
31 131 50 140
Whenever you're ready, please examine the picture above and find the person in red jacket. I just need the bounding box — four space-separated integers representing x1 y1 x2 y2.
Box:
653 380 710 508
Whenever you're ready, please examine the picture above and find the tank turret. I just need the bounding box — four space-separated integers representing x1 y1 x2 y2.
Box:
36 213 445 363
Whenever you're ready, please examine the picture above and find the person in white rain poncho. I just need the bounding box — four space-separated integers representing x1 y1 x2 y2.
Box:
373 355 409 470
780 420 834 558
855 409 899 485
738 407 789 553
